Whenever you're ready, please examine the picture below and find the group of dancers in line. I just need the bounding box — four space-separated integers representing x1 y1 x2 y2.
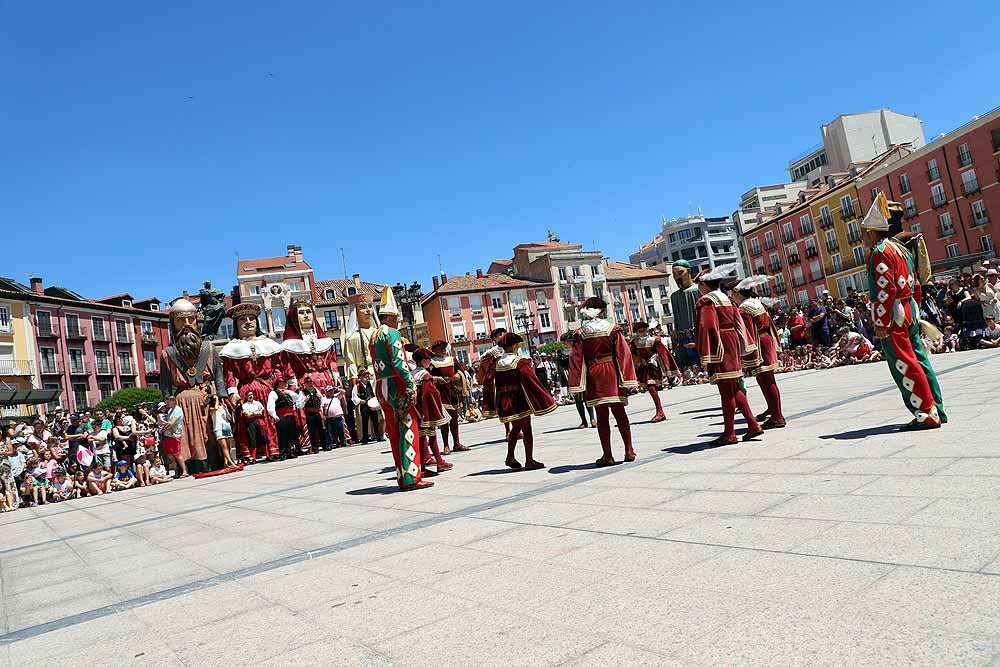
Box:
391 266 788 490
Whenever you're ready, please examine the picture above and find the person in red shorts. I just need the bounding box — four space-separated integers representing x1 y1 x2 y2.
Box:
160 396 188 478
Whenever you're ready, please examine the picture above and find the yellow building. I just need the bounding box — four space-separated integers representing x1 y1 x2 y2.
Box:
809 176 868 298
0 286 40 419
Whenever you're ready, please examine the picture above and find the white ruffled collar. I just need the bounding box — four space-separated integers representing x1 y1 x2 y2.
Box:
281 334 334 354
582 318 612 335
220 336 283 360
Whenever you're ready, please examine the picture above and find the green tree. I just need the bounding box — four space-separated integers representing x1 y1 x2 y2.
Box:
537 341 563 356
96 387 163 413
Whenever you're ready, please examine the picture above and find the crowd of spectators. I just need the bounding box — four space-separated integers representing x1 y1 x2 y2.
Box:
0 405 172 512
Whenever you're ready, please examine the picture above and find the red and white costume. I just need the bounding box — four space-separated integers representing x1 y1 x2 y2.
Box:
476 344 503 419
220 334 281 460
280 308 340 390
430 350 465 451
631 326 680 422
737 292 785 427
412 367 452 436
493 352 558 424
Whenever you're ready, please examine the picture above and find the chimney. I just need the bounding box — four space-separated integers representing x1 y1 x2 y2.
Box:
476 269 483 278
287 244 296 258
640 261 647 269
441 272 448 284
352 274 361 289
432 276 440 290
30 277 43 295
294 245 304 263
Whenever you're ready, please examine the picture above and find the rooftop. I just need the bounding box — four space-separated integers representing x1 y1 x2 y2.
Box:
604 261 669 281
422 273 550 301
238 255 312 274
314 278 382 307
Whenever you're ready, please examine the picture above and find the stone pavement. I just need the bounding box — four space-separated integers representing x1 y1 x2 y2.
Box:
2 350 1000 666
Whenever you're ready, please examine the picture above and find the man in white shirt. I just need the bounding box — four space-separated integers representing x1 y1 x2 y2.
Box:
321 385 349 448
240 390 268 462
980 316 1000 348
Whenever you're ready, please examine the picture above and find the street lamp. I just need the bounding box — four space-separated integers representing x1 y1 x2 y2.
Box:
514 311 535 357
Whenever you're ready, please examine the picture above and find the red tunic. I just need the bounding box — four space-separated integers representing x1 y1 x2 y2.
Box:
631 335 680 387
738 298 781 376
430 355 459 411
220 337 282 457
412 368 451 435
696 291 756 382
476 346 503 418
280 335 340 389
568 319 639 407
492 353 558 424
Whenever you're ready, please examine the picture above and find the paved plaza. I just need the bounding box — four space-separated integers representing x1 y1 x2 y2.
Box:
2 350 1000 666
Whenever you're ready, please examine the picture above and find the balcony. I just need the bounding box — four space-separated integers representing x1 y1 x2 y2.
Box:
591 273 606 283
788 254 801 265
963 179 981 195
972 211 990 227
774 282 786 293
69 362 92 375
792 276 806 287
840 208 857 221
805 247 819 259
750 246 762 256
36 322 59 337
0 359 35 376
145 365 159 377
65 325 89 340
571 274 588 284
782 231 796 244
938 225 956 239
450 311 462 319
95 363 113 376
810 271 823 282
535 302 548 310
820 216 835 229
928 167 941 182
958 151 972 168
847 231 863 243
826 241 840 252
92 329 110 342
116 330 133 344
119 366 134 376
40 361 63 375
769 262 782 272
141 332 159 346
454 334 468 343
931 195 948 209
904 207 918 219
475 332 488 340
470 308 483 316
764 240 777 250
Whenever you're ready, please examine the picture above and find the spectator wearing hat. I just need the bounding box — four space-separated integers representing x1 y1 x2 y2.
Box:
110 460 137 491
50 468 73 502
351 368 383 445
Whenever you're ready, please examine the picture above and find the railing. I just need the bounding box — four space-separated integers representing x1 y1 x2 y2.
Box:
141 332 159 346
820 216 835 229
792 276 806 287
591 274 606 282
120 365 134 375
65 325 89 340
805 247 819 258
788 254 801 265
973 211 990 227
92 329 110 342
769 262 782 272
958 151 972 167
938 225 956 239
774 282 786 293
450 311 462 319
841 207 857 221
36 322 59 337
801 222 814 234
116 329 134 343
145 365 159 376
571 275 587 283
928 167 941 182
811 271 824 282
40 361 63 374
904 207 918 219
782 231 796 243
95 363 113 375
847 231 863 243
0 359 35 376
69 362 92 375
963 179 981 195
932 194 948 208
827 241 840 252
765 239 777 250
750 246 762 256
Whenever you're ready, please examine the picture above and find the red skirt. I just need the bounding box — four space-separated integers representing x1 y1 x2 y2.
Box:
748 332 780 376
417 381 451 435
706 330 745 382
583 358 628 406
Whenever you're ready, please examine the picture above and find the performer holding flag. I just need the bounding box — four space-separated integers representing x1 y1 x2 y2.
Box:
862 193 946 430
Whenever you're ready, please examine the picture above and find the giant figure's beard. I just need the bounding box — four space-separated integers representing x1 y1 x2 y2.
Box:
175 327 202 359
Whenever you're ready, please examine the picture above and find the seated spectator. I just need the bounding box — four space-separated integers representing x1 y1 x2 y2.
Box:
110 460 137 491
134 452 151 487
980 316 1000 348
50 468 73 502
29 460 50 506
87 464 112 495
71 470 88 498
148 457 171 484
941 326 959 353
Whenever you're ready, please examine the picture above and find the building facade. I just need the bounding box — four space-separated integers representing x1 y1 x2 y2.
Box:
856 107 1000 275
630 213 742 279
604 262 677 332
0 279 41 418
236 245 316 338
421 271 559 365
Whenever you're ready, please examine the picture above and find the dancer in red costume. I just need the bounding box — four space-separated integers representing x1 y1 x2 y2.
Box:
630 320 680 423
569 297 639 466
731 276 786 430
411 348 454 477
430 340 469 454
487 333 557 470
220 303 280 462
694 265 764 446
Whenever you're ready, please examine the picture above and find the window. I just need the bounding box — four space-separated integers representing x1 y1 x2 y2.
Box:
804 237 817 255
455 350 470 366
993 128 1000 153
904 197 917 218
149 303 159 311
627 287 637 301
852 246 865 267
593 286 604 301
572 266 584 278
870 187 881 201
939 212 954 237
658 285 667 298
946 243 960 258
468 295 483 313
472 319 487 336
928 158 940 181
535 290 546 307
630 307 641 322
258 311 268 333
774 274 786 292
764 231 775 249
118 351 133 374
325 289 335 300
538 312 551 328
961 169 979 195
219 320 234 340
557 267 567 281
249 285 260 296
957 143 972 167
271 307 286 332
931 183 946 207
332 339 343 357
820 205 833 226
91 317 105 340
68 348 84 373
37 310 52 334
324 310 339 330
115 319 129 342
825 229 838 250
447 297 461 317
65 314 81 337
809 261 822 282
846 221 861 243
643 286 653 299
782 222 795 243
840 195 855 218
750 237 761 255
494 317 507 331
122 299 132 308
769 253 780 271
511 292 526 309
144 350 156 373
755 259 765 274
800 214 813 234
450 322 466 339
0 305 10 333
899 173 911 194
491 294 503 310
982 235 994 254
831 254 843 273
40 347 56 373
72 383 88 410
797 290 809 305
972 200 989 225
287 281 301 292
140 320 152 333
121 380 134 389
95 350 110 373
911 223 922 235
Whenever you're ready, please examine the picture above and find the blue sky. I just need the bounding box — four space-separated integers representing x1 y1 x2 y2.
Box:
3 1 998 301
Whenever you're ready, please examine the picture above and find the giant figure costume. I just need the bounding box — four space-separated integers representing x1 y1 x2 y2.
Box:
281 300 340 389
670 260 702 367
159 297 226 469
568 297 639 466
220 303 280 460
863 194 946 429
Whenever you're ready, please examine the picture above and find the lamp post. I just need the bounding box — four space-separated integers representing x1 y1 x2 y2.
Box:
392 281 422 343
514 311 535 357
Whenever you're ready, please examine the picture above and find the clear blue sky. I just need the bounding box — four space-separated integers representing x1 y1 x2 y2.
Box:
3 1 998 301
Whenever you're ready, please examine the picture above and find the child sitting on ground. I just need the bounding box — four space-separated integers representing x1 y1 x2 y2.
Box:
148 457 171 484
110 460 137 491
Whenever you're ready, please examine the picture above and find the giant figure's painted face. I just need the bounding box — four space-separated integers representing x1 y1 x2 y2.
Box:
296 305 314 333
236 314 258 339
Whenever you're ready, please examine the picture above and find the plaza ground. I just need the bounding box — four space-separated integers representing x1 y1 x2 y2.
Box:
2 350 1000 666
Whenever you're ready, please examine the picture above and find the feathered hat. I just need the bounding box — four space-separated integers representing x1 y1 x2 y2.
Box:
498 332 523 348
580 296 607 320
695 263 739 282
734 275 772 292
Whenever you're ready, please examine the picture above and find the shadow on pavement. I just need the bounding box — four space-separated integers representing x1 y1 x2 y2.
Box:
679 407 722 415
465 468 519 477
548 462 605 474
664 440 723 455
543 426 591 434
819 424 902 440
346 485 399 496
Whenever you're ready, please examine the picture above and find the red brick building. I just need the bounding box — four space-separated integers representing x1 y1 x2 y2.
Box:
857 107 1000 274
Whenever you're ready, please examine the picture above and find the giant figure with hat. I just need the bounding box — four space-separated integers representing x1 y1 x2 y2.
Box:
670 259 702 367
694 264 764 446
344 286 379 382
159 297 227 471
220 303 281 461
369 286 432 491
281 300 340 389
630 319 680 423
568 296 639 466
863 193 946 429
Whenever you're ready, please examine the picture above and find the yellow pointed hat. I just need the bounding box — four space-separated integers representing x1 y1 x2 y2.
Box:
379 285 400 316
861 192 891 231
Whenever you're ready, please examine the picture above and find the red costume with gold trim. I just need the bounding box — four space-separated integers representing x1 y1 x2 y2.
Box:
412 367 452 436
493 353 558 424
475 345 503 419
280 304 340 390
738 297 785 427
430 350 466 452
631 334 680 387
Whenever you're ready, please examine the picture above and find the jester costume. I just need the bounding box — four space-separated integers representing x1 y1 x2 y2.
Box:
631 323 680 423
864 193 945 430
370 322 430 490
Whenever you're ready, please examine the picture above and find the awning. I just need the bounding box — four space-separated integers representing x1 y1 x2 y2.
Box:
0 388 61 407
931 250 996 273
